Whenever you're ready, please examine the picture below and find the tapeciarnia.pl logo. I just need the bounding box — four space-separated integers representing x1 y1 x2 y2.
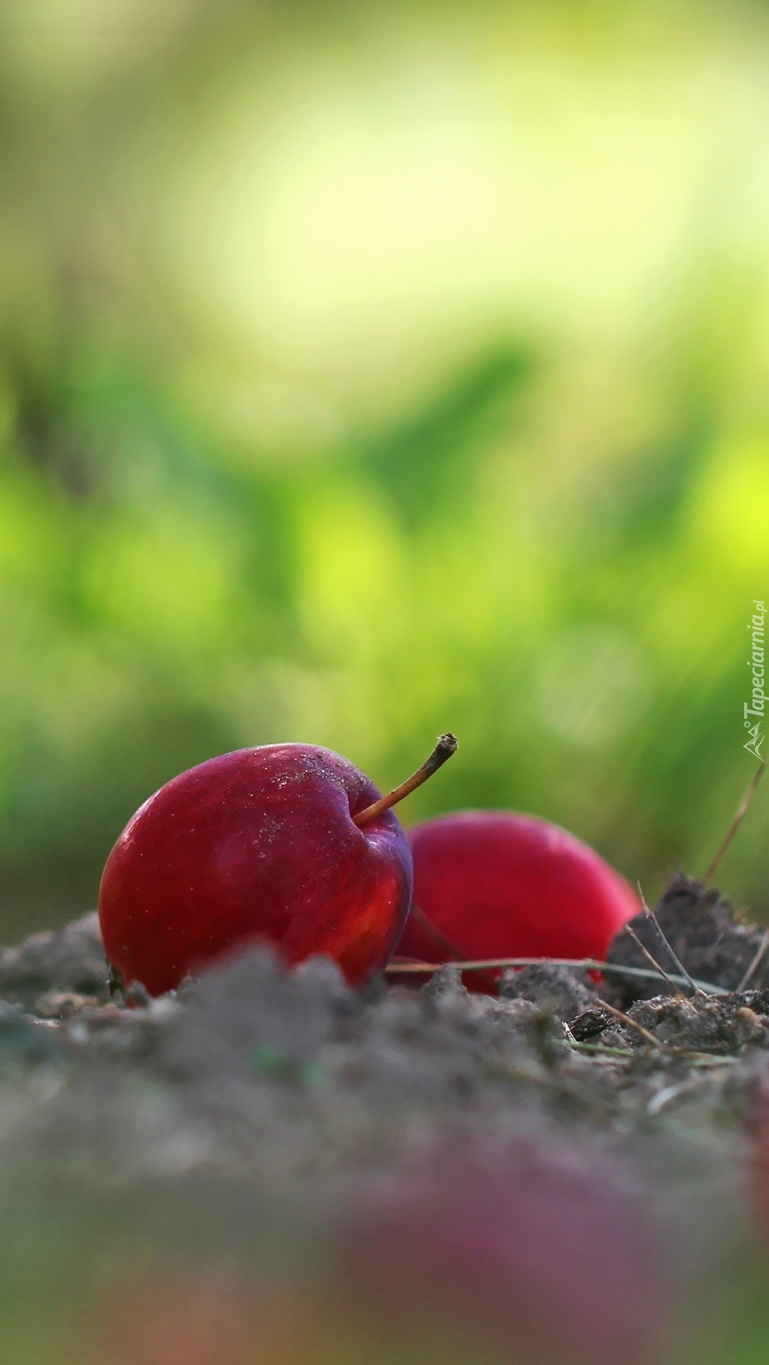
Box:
744 599 766 760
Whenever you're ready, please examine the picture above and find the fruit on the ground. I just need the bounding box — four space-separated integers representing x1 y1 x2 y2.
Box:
98 744 412 995
396 811 638 973
99 737 456 996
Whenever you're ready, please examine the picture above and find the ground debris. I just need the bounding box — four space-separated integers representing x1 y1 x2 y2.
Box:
0 912 109 1011
629 992 769 1054
605 873 769 1006
0 909 759 1219
0 903 765 1365
570 989 769 1057
500 961 597 1018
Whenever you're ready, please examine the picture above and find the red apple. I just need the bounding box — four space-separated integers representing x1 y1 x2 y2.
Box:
99 743 416 996
397 811 638 975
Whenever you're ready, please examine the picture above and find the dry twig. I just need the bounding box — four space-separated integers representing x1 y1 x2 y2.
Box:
703 761 765 886
595 998 666 1051
386 956 722 995
617 922 684 998
636 883 701 997
737 929 769 993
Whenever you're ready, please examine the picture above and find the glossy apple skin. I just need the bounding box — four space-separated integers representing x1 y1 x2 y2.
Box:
397 811 638 970
99 744 413 996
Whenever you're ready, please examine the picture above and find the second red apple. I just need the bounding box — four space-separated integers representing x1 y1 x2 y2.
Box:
397 811 638 973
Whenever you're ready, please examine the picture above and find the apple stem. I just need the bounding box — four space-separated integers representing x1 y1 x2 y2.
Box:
353 733 458 829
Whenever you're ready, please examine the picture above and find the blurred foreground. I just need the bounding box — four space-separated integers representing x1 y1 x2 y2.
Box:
0 905 768 1364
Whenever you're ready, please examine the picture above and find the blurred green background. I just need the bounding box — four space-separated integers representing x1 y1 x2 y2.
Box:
1 0 767 940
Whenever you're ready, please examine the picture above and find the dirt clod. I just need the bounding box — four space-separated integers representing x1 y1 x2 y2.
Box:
0 912 109 1010
605 873 769 1006
501 962 598 1018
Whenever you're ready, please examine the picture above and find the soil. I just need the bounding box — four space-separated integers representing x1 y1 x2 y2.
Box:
604 873 769 1004
1 876 769 1362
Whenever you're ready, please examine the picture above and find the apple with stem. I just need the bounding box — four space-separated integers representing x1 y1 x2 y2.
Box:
98 735 457 996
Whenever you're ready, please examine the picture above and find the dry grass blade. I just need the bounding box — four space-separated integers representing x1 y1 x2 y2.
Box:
565 1041 635 1059
407 903 499 991
622 922 685 998
408 903 464 960
647 1078 703 1116
385 956 722 994
737 928 769 993
637 883 701 997
702 761 766 887
595 998 666 1051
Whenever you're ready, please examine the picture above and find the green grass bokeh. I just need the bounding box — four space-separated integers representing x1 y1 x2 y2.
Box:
0 0 767 936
